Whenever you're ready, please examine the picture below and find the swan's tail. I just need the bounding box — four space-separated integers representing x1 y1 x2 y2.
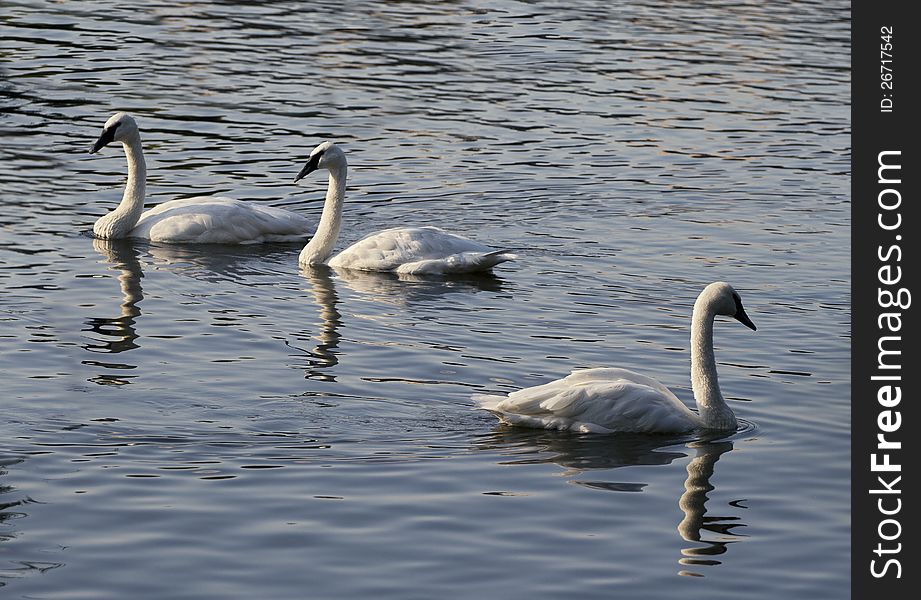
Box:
474 250 517 271
395 251 517 275
472 393 507 412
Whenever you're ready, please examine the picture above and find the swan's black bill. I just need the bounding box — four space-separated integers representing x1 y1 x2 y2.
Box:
734 305 757 331
294 154 321 182
90 128 116 154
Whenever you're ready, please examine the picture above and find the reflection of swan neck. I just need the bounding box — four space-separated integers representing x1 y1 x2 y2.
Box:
93 239 145 317
690 295 735 429
89 239 145 354
299 164 347 265
676 441 738 575
307 269 340 350
677 445 721 541
117 263 144 319
94 134 146 239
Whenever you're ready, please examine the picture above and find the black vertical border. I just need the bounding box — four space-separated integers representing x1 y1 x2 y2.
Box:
852 1 918 596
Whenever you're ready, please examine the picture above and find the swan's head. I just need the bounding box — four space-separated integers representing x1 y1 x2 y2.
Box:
90 112 139 154
702 282 756 331
294 141 346 182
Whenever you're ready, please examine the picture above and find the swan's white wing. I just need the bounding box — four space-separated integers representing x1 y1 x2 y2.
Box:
561 368 678 400
474 368 700 433
329 226 515 274
132 197 315 244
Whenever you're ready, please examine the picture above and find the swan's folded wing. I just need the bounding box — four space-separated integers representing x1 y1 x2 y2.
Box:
566 381 695 432
134 198 314 243
396 250 516 275
331 227 506 272
475 369 697 433
562 368 679 401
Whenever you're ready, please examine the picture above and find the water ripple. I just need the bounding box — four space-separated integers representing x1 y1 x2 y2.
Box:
0 1 849 598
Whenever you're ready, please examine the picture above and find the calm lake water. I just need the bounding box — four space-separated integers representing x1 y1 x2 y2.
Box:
1 1 850 598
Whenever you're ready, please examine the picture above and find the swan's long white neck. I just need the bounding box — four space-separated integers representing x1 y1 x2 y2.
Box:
690 294 737 430
94 134 146 239
299 162 347 265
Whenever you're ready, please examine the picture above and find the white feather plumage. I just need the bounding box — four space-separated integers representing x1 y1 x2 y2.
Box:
90 113 314 244
474 282 757 434
295 142 516 274
329 226 514 274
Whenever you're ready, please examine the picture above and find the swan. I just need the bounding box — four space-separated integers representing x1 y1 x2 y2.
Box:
473 282 757 434
294 142 517 274
89 112 314 243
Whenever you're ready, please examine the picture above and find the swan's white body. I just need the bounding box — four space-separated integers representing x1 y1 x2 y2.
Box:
328 226 513 274
474 282 757 434
125 196 312 244
90 112 314 244
295 142 516 274
475 368 702 433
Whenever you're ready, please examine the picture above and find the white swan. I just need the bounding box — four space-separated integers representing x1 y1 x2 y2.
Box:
474 282 757 433
89 112 314 243
294 142 517 274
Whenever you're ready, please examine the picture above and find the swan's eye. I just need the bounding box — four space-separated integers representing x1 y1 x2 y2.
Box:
731 293 743 311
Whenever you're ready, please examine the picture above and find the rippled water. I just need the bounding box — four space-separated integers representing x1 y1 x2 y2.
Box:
1 1 849 598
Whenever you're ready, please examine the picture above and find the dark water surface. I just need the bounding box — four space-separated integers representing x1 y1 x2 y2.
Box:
1 1 849 598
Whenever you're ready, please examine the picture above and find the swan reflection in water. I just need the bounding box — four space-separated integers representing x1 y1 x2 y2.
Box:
290 265 343 381
143 241 296 285
84 239 145 384
333 267 506 307
675 440 739 576
288 266 508 381
478 429 745 576
144 243 343 381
